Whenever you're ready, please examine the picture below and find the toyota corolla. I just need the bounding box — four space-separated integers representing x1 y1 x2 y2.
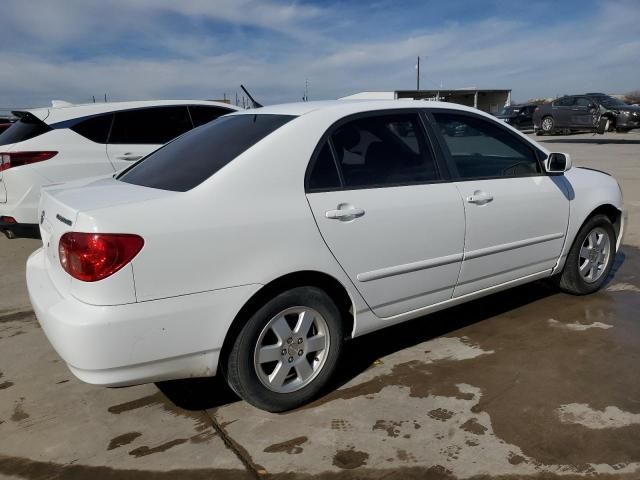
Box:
27 100 625 412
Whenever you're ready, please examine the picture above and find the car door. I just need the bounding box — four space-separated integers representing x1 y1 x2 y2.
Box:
571 97 596 127
306 111 465 318
429 111 570 297
107 106 192 171
551 96 574 127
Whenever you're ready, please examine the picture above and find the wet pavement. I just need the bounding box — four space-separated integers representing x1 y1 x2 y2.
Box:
1 131 639 479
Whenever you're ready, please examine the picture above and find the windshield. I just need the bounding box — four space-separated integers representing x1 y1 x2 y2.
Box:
594 96 627 108
119 114 295 192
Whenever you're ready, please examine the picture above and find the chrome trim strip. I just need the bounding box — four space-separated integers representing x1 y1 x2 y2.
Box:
357 252 463 283
464 232 564 260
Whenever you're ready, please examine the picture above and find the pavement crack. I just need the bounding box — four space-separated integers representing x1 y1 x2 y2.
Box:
204 409 265 479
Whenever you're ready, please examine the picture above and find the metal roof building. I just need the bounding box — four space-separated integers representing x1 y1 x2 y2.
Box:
342 89 512 114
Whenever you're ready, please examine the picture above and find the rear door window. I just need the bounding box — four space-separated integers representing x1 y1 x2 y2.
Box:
329 113 439 189
70 113 113 143
109 106 192 144
189 105 233 127
554 97 574 107
119 114 295 192
0 114 51 146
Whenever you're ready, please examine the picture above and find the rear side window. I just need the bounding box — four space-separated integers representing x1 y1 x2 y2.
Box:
119 114 295 192
110 106 192 144
70 113 113 143
553 96 574 107
0 114 51 146
189 105 233 127
329 113 438 189
307 143 341 191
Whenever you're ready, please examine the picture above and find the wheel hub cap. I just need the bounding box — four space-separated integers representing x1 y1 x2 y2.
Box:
254 307 330 393
578 227 611 283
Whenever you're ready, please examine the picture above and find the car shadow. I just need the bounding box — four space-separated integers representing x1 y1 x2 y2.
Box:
158 253 627 412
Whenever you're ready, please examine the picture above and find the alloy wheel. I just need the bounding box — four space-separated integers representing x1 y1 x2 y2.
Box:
253 307 330 393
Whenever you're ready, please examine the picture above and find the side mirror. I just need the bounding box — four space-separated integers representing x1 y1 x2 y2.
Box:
545 152 572 174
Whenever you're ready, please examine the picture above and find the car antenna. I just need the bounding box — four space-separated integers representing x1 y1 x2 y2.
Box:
240 85 263 109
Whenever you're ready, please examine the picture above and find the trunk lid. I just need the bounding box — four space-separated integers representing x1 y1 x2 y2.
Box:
39 177 174 303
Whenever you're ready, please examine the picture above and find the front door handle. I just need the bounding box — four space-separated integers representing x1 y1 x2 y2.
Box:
117 153 143 161
326 205 365 220
466 191 494 204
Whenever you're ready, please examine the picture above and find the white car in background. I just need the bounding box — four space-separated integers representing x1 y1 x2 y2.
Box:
27 100 625 412
0 100 239 238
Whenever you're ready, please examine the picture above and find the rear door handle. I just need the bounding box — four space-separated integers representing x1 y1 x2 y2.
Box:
326 206 365 220
117 153 143 161
466 191 494 204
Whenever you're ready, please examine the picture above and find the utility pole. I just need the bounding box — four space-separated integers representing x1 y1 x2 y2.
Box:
416 56 420 91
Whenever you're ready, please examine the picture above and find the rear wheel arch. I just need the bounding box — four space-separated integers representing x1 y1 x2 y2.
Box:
220 271 355 366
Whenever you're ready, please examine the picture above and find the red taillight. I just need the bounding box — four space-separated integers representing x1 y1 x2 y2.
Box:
58 233 144 282
0 216 17 224
534 107 540 112
0 151 58 172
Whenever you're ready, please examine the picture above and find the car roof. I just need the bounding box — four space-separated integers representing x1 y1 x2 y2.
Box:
229 99 489 119
17 100 240 124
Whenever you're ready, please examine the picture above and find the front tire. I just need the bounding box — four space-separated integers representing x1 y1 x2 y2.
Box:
223 287 344 412
558 214 616 295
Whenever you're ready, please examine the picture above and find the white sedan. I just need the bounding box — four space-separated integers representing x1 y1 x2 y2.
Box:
27 100 625 412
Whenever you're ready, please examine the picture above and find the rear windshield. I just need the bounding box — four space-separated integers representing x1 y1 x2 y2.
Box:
0 114 51 146
119 114 295 192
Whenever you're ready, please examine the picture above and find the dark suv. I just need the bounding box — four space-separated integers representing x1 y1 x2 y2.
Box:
533 93 640 135
495 104 536 129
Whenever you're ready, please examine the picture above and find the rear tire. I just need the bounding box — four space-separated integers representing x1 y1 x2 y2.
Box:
541 116 555 134
558 214 616 295
223 287 344 412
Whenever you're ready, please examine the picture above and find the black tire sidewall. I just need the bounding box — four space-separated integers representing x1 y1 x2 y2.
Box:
226 287 344 412
562 215 616 294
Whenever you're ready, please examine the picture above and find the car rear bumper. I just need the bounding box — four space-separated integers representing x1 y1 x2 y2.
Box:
26 248 261 387
0 218 39 239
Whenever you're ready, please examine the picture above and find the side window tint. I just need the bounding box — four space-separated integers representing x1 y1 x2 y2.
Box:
110 106 192 144
554 97 574 107
308 143 340 191
574 97 591 107
71 114 113 143
330 114 438 189
189 106 232 127
433 113 541 179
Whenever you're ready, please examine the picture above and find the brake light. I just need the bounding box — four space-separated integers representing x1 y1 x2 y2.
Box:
534 107 540 112
0 216 17 224
0 151 58 172
58 232 144 282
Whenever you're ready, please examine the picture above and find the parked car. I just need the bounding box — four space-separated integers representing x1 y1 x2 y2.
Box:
0 116 14 134
533 93 640 135
27 100 625 412
0 100 239 238
495 104 536 129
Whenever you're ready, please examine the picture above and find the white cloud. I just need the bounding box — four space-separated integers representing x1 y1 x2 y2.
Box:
0 0 638 107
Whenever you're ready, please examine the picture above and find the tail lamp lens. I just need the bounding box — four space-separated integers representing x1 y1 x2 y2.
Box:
0 151 58 172
58 233 144 282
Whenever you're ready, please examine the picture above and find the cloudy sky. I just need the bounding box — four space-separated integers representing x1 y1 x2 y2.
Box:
0 0 638 108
